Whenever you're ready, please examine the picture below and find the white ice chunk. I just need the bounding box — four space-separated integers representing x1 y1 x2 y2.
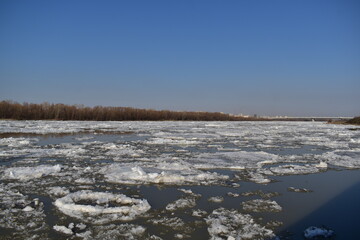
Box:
53 225 73 235
3 164 62 181
22 206 34 212
76 223 87 231
100 163 228 185
247 171 272 184
192 209 207 217
288 187 313 193
75 178 95 185
0 137 35 147
227 192 240 197
166 197 196 211
242 199 282 212
146 137 201 145
87 224 146 240
151 217 190 232
206 208 275 239
48 186 70 197
322 150 360 168
208 196 224 203
193 151 278 170
315 161 328 168
54 190 151 224
268 164 320 175
304 226 334 239
103 143 144 158
178 188 202 198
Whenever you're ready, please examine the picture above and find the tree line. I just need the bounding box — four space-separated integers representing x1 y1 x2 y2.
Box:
346 116 360 125
0 100 255 121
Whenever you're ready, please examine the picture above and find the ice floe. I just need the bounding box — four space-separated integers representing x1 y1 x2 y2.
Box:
0 137 36 147
177 188 202 198
166 197 196 211
75 177 95 185
226 192 239 198
205 208 275 239
0 184 47 239
54 190 151 223
2 164 62 181
241 190 280 199
208 196 224 203
192 209 207 217
192 151 279 170
288 187 313 193
100 163 228 185
81 223 147 240
242 199 282 212
146 137 201 145
304 226 334 239
322 150 360 168
268 164 322 175
151 216 193 233
246 170 272 184
53 224 74 235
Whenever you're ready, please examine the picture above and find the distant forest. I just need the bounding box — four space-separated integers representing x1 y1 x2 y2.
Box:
0 100 256 121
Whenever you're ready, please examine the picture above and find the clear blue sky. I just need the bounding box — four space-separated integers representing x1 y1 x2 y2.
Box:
1 0 359 117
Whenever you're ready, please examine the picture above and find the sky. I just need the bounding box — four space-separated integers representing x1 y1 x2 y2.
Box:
0 0 359 117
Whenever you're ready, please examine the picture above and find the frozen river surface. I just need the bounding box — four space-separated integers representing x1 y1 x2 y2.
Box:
0 121 359 239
